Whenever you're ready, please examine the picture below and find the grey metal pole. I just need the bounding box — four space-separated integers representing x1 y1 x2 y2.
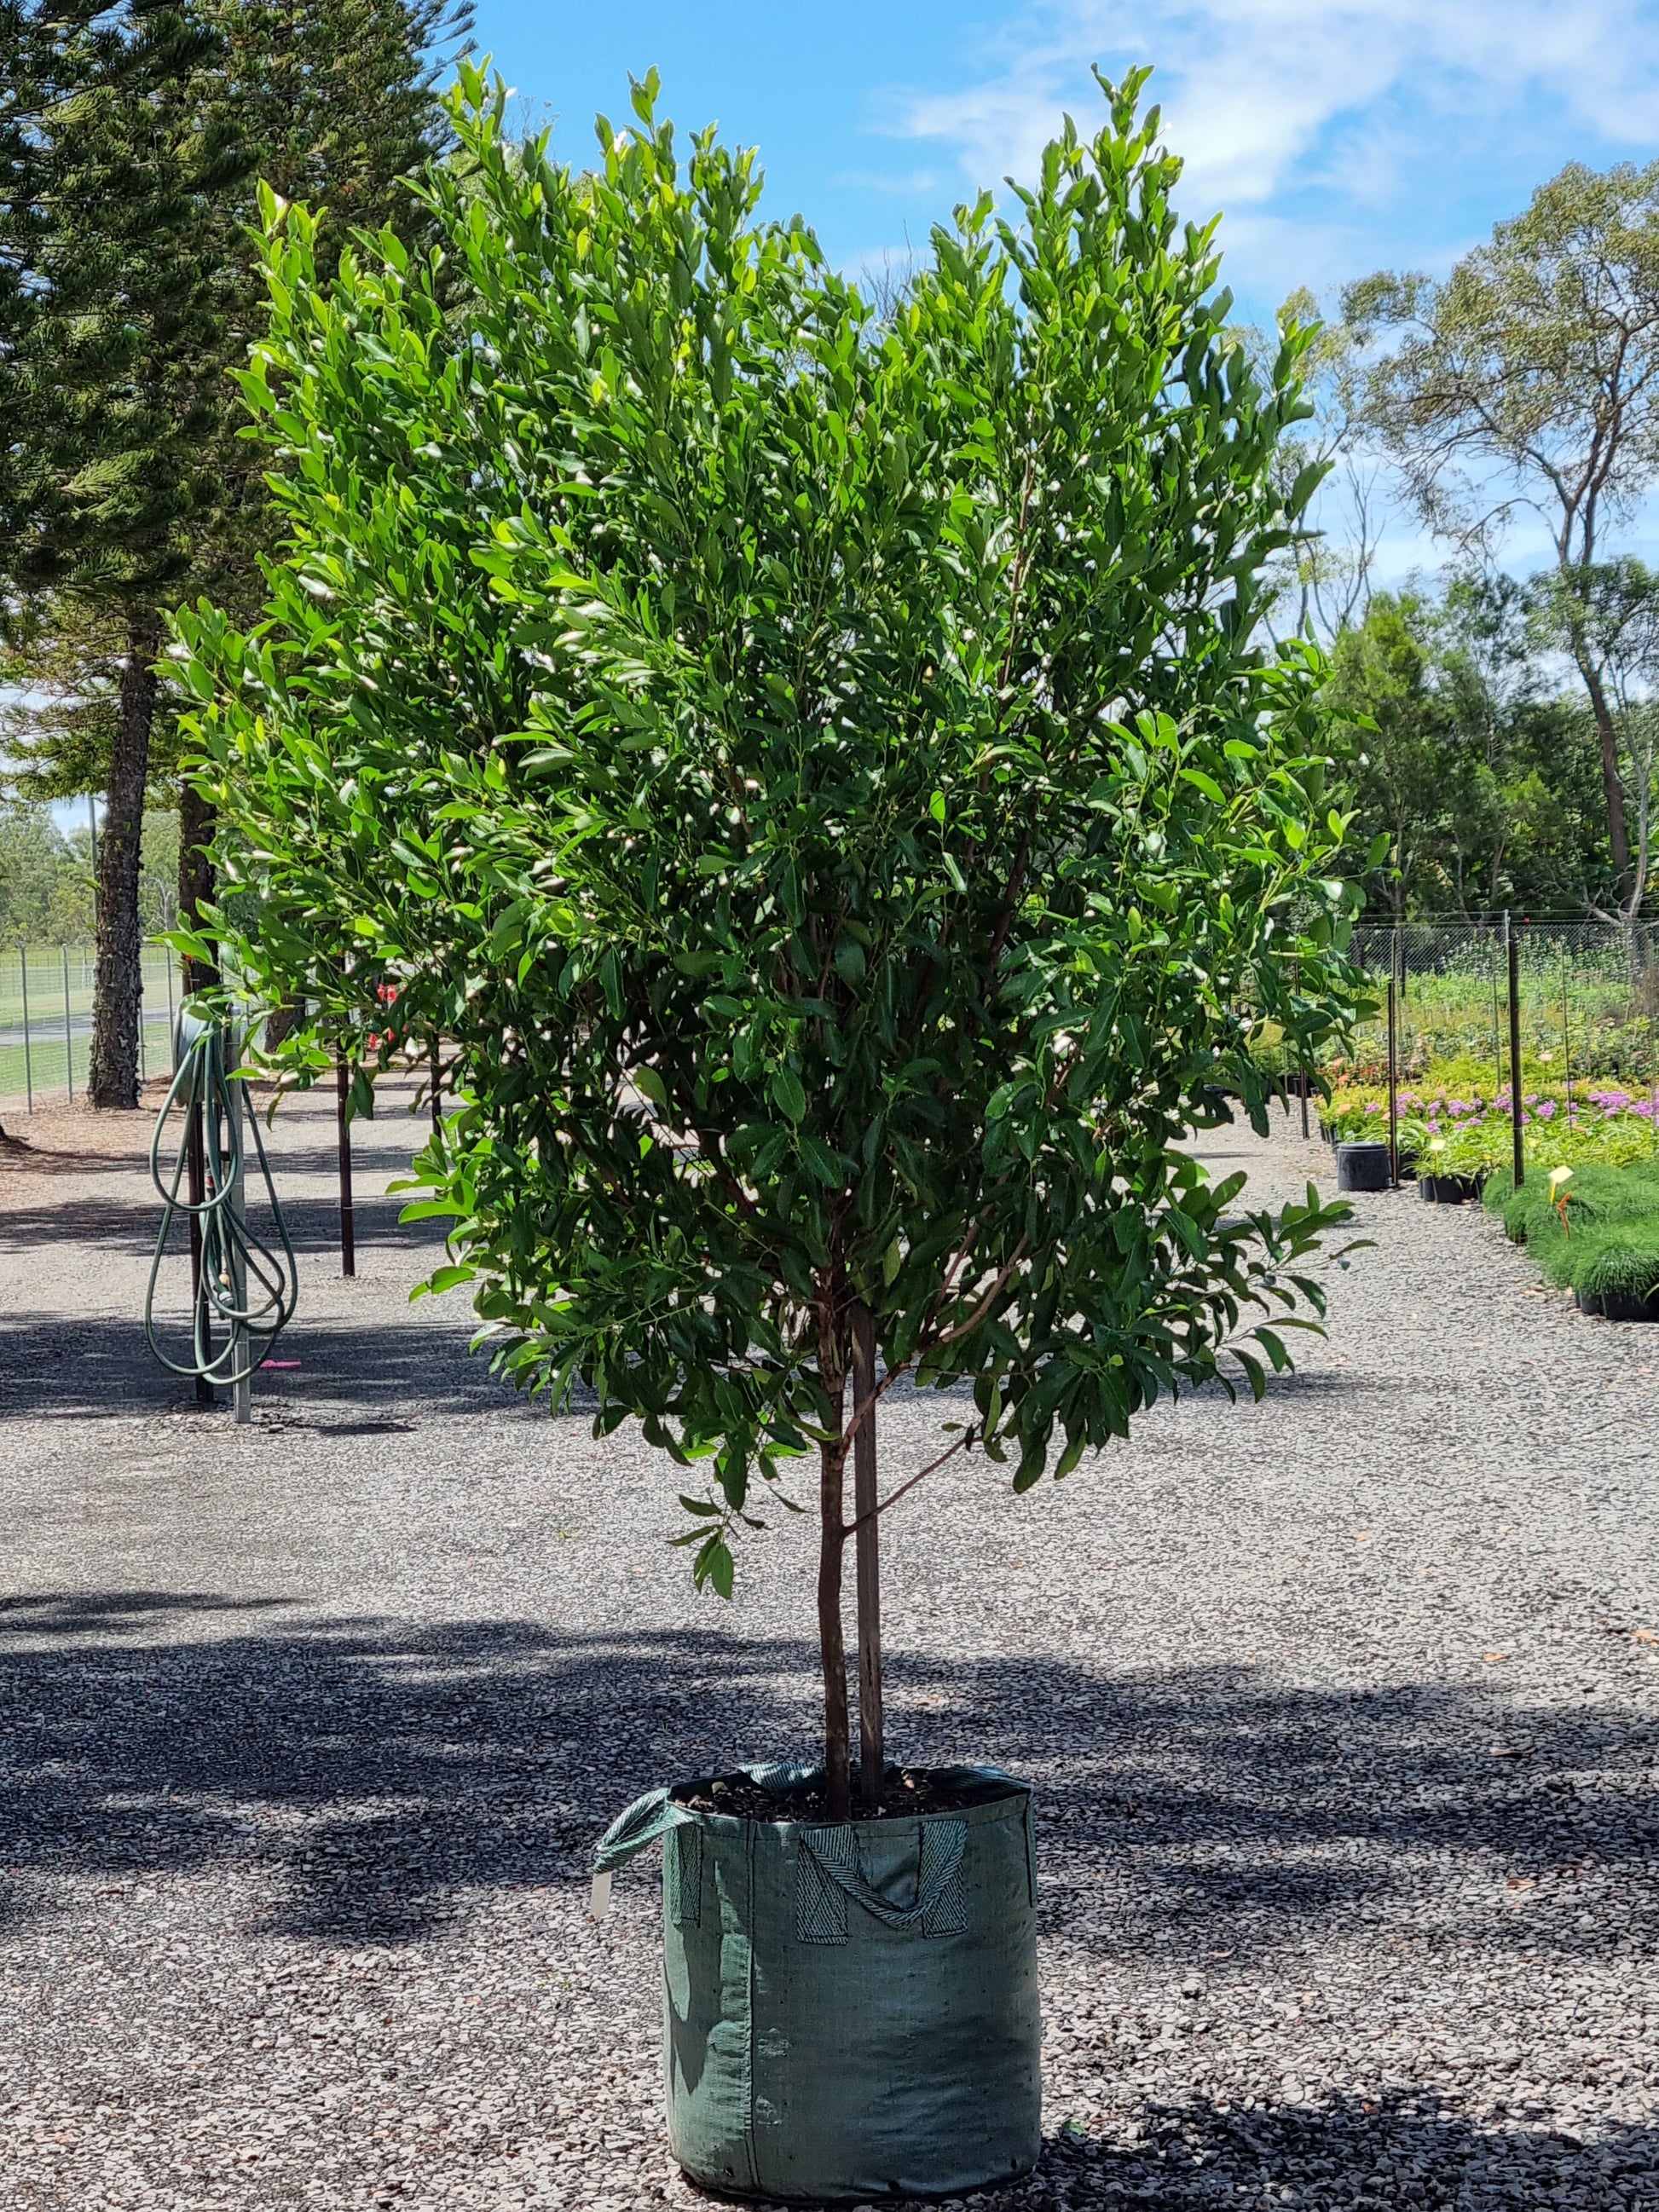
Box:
138 949 147 1085
1386 973 1399 1188
337 1057 356 1279
1561 940 1572 1129
61 946 72 1103
165 943 175 1053
1507 915 1524 1190
228 1053 251 1426
19 944 32 1114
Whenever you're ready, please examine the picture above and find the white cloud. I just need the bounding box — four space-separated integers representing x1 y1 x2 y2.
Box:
893 0 1659 294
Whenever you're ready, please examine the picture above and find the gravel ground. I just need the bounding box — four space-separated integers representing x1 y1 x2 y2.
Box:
2 1083 1657 2211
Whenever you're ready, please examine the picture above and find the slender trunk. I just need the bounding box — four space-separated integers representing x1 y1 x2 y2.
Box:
1575 650 1634 903
177 772 220 997
88 613 159 1107
818 1429 851 1818
851 1299 883 1811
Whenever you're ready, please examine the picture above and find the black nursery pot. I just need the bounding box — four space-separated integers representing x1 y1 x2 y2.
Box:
1577 1286 1659 1322
1419 1173 1482 1204
1335 1141 1390 1193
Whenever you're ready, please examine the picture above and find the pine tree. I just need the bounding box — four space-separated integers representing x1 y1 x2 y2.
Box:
2 3 246 1103
0 1 471 1102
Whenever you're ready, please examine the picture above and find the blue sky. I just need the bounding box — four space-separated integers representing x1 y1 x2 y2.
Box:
471 0 1659 331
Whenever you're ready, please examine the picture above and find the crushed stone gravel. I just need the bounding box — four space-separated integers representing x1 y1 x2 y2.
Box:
1 1083 1656 2209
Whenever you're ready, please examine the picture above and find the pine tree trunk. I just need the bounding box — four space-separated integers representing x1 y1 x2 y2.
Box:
177 773 220 996
87 613 159 1107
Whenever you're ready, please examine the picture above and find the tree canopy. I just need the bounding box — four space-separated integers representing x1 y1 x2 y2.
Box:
178 68 1369 1806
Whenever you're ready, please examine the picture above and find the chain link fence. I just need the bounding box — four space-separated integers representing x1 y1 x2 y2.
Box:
1342 922 1659 1094
0 942 182 1112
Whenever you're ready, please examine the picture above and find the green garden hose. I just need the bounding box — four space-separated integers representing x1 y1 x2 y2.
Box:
145 1014 298 1392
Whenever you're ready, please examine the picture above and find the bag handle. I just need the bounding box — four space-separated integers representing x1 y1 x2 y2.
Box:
590 1787 694 1917
797 1818 967 1943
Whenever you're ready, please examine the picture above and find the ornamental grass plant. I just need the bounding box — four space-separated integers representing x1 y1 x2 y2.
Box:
1485 1159 1659 1305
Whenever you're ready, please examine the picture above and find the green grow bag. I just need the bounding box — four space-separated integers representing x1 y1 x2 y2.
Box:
594 1762 1041 2203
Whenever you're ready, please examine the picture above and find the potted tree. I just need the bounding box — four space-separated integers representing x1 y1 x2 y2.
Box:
177 65 1367 2203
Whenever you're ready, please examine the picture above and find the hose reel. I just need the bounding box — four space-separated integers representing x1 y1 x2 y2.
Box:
145 1011 298 1421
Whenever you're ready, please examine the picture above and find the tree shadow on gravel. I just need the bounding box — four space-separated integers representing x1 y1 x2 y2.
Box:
975 2094 1659 2210
1 1600 1655 1969
0 1312 501 1421
0 1187 438 1256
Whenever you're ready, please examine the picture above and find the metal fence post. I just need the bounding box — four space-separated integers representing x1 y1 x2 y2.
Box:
19 944 32 1114
1561 940 1572 1129
228 1066 251 1427
337 1057 356 1279
1386 967 1399 1188
61 945 73 1102
165 943 176 1055
1507 914 1523 1190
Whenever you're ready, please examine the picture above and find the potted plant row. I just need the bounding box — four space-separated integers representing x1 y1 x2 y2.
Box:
178 64 1369 2203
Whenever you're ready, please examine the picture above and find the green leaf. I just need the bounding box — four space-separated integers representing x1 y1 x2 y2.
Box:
695 1535 735 1601
797 1130 844 1186
770 1066 807 1123
633 1065 670 1111
1178 768 1227 806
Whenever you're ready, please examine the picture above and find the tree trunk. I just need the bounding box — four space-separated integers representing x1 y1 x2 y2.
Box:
818 1413 852 1822
177 772 220 996
87 613 159 1107
851 1299 884 1811
1575 651 1634 904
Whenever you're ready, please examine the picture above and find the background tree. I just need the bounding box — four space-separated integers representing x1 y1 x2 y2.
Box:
178 71 1369 1816
0 0 471 1099
1345 159 1659 912
1 3 249 1104
1325 594 1452 919
1251 288 1381 644
1325 580 1610 919
1528 559 1659 916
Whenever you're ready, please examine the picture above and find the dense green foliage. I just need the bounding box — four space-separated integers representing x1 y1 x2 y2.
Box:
1323 580 1616 918
179 60 1368 1666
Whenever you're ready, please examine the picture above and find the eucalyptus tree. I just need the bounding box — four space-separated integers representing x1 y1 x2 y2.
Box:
1346 159 1659 911
177 67 1369 1816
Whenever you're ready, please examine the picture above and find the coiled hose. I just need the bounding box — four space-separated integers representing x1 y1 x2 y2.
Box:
145 1014 298 1389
